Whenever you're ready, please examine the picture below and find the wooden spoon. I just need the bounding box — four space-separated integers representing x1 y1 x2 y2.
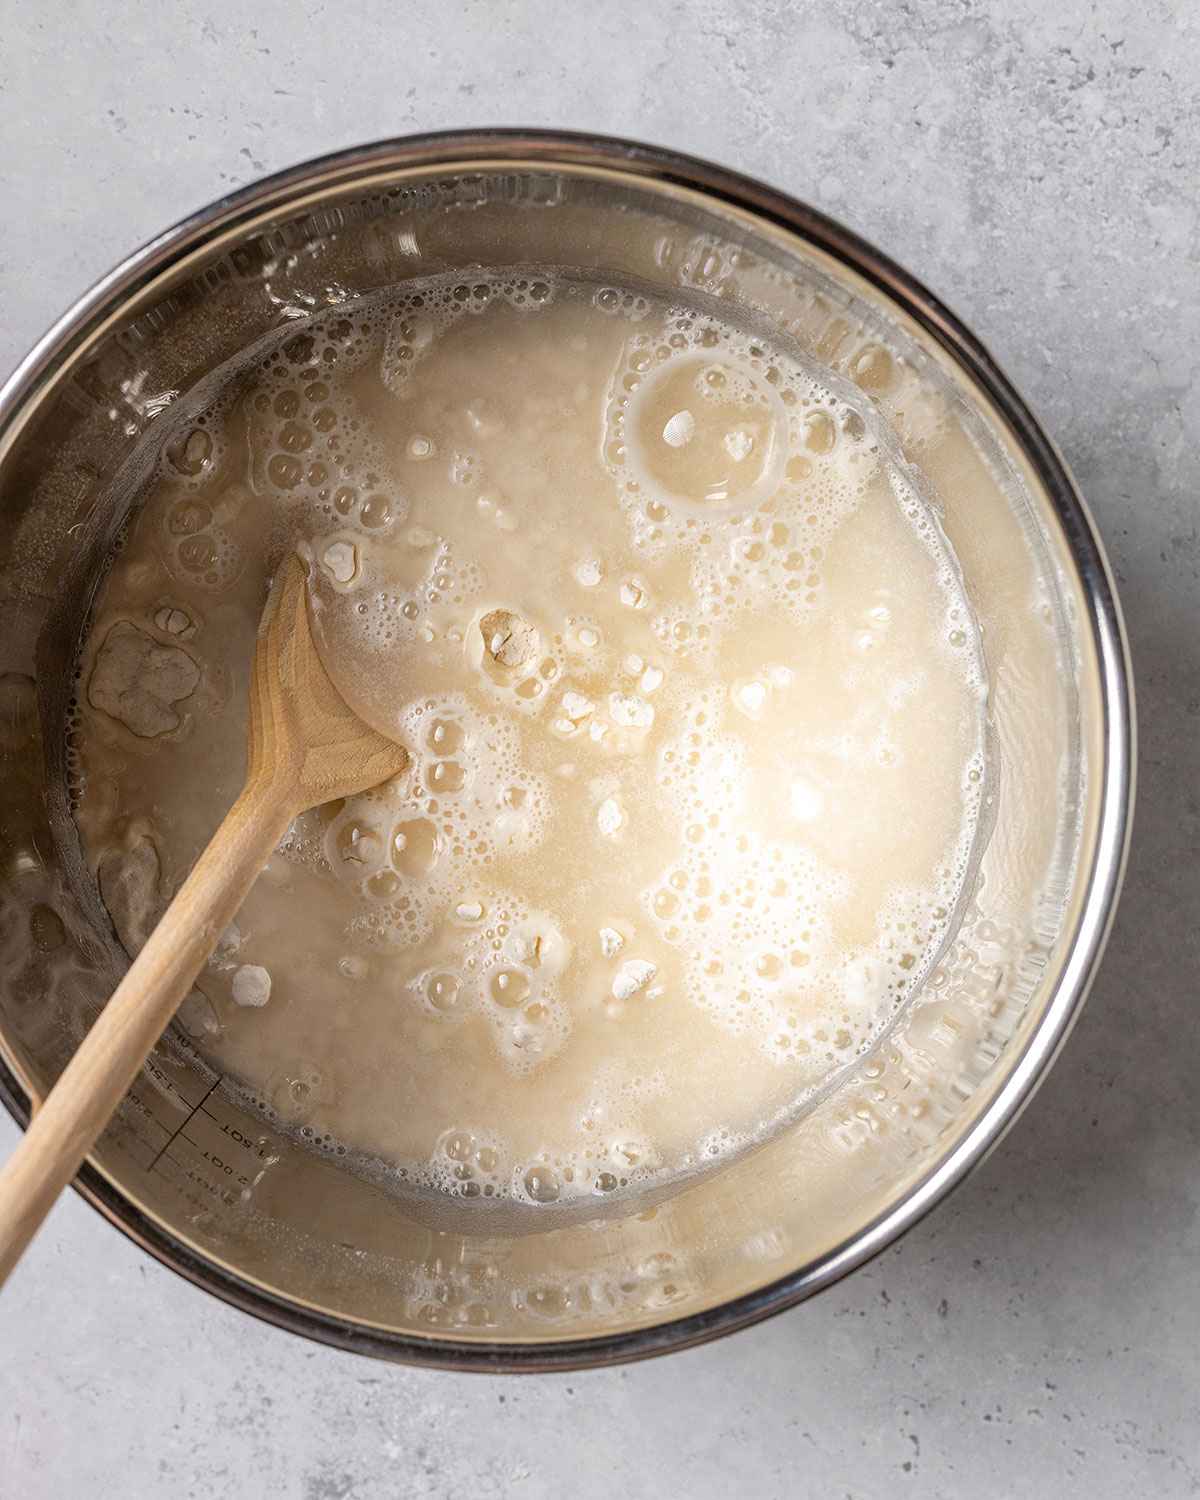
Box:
0 554 408 1285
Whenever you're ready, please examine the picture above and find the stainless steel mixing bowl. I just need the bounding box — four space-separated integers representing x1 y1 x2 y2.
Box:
0 131 1133 1369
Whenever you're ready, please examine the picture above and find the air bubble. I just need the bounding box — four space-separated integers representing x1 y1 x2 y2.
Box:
490 968 532 1008
166 499 211 537
166 428 214 477
523 1165 560 1204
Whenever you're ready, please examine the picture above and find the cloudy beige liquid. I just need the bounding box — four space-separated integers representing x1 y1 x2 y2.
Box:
74 272 988 1209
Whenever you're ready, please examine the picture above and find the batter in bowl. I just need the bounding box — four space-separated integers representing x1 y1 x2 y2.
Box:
73 271 989 1210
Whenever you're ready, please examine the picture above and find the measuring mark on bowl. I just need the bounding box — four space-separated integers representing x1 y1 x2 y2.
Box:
146 1075 222 1173
136 1071 277 1214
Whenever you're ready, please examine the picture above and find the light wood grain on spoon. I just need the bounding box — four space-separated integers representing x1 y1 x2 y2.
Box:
0 554 408 1286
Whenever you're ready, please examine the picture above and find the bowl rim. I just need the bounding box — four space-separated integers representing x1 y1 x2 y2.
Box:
0 128 1135 1372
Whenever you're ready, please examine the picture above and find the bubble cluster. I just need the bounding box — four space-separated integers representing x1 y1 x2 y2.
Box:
244 327 406 535
378 889 574 1081
643 687 988 1081
424 1125 507 1199
462 895 572 1074
161 491 245 593
402 1246 693 1331
593 285 652 321
325 694 550 950
599 307 893 658
381 273 556 395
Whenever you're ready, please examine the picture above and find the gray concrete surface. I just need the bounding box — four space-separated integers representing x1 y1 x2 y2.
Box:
2 1 1198 1495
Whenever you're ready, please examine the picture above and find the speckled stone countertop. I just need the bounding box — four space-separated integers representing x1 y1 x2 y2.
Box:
2 2 1197 1494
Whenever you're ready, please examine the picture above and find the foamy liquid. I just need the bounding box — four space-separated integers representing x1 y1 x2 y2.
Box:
74 271 989 1209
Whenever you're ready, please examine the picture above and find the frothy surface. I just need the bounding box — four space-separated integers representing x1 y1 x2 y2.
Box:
74 271 989 1211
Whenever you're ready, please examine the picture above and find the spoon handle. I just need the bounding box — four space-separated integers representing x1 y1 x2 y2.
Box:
0 777 294 1288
